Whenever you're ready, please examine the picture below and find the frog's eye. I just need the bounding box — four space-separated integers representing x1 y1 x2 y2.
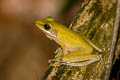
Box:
43 24 51 30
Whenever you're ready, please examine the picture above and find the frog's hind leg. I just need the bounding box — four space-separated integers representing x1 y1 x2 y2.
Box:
61 55 100 66
63 49 101 66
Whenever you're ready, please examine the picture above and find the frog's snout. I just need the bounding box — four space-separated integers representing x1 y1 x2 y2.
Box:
35 20 40 25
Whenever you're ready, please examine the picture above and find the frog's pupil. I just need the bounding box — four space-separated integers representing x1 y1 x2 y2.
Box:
44 24 51 30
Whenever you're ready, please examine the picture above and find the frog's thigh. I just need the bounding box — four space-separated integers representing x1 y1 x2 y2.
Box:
63 49 100 63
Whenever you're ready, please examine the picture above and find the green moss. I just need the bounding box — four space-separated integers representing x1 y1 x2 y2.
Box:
88 0 101 14
52 65 66 80
70 0 91 28
78 0 91 14
42 66 54 80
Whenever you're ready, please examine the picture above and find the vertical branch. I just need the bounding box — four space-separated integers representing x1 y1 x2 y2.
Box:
42 0 117 80
104 0 120 80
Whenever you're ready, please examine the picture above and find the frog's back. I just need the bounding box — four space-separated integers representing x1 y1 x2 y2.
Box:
54 22 101 52
53 22 91 48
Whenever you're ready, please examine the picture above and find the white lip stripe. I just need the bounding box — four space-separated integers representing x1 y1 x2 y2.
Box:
37 26 57 38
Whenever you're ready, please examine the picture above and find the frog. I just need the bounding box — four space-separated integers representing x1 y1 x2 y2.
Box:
35 16 102 66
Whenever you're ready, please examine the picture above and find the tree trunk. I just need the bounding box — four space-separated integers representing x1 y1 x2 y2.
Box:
42 0 119 80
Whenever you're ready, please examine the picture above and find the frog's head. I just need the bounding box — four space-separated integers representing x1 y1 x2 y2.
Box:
35 16 58 40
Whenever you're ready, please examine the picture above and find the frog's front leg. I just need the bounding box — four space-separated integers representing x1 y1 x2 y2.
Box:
62 49 100 66
58 42 67 60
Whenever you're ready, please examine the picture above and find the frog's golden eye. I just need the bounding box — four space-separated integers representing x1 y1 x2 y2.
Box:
43 24 51 30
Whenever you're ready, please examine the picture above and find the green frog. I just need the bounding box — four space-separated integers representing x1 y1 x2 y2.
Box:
35 16 102 66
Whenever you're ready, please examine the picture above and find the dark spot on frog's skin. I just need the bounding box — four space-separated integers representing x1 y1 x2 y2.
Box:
44 24 51 30
67 51 71 53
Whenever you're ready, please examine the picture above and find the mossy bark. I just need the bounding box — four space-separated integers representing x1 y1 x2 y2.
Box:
42 0 119 80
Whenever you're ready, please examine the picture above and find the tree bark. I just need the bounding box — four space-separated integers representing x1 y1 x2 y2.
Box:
42 0 120 80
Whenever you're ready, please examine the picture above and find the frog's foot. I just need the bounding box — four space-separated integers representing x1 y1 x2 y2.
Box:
60 58 100 66
48 57 100 66
60 62 87 66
